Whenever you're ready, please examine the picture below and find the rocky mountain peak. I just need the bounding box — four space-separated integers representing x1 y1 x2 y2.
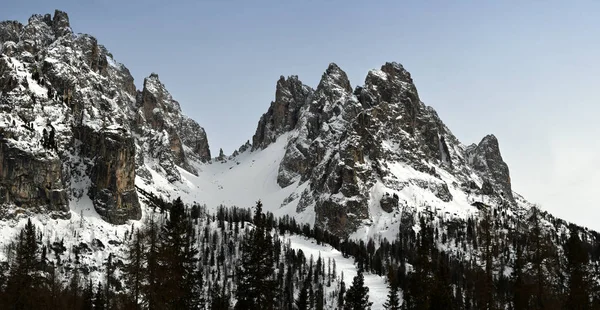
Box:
468 134 514 201
0 10 212 224
251 75 312 150
380 61 413 84
316 62 352 95
52 10 72 37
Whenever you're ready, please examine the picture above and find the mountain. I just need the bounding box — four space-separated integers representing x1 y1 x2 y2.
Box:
0 11 210 225
0 10 599 310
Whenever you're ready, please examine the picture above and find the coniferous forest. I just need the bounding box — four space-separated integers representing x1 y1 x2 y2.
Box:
0 196 599 310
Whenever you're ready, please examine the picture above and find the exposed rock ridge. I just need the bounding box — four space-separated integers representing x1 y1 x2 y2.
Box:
252 75 313 150
250 61 516 236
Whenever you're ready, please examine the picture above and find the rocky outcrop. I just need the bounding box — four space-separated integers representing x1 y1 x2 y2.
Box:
75 126 141 224
0 141 68 218
51 10 72 37
253 62 516 236
252 75 312 150
0 21 22 45
136 73 211 182
468 134 513 201
380 194 399 213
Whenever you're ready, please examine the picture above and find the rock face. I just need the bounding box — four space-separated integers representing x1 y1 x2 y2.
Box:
251 62 516 236
74 126 140 224
467 135 513 201
0 11 211 224
135 73 211 183
0 142 68 218
252 75 312 150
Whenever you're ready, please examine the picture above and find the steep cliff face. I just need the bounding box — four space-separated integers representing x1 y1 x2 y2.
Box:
252 75 313 151
0 10 211 224
74 126 140 224
0 141 68 218
134 73 211 183
467 134 513 201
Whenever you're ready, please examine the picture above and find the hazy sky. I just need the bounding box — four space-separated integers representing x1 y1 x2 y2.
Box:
3 1 599 230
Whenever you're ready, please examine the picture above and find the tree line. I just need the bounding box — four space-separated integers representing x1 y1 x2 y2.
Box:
0 197 599 309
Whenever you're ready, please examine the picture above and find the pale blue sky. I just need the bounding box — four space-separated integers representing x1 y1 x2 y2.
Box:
3 1 600 230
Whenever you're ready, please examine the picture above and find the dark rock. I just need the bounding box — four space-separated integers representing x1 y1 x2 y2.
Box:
91 238 105 251
74 126 141 224
0 21 23 45
252 75 312 150
468 135 513 202
380 194 399 213
482 179 494 195
0 142 68 217
52 10 72 37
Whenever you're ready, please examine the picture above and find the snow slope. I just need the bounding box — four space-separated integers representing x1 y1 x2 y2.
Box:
285 234 391 310
137 133 313 224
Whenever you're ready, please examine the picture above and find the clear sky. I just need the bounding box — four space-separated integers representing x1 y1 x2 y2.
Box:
3 1 600 231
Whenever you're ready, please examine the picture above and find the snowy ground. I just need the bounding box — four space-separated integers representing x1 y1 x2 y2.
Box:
284 234 391 310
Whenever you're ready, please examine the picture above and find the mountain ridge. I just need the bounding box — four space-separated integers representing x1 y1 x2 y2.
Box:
0 10 580 239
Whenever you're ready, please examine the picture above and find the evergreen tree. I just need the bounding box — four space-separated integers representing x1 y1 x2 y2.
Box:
125 229 145 308
143 214 161 309
209 282 230 310
157 197 203 309
344 269 372 310
81 279 94 310
316 283 325 310
383 266 400 310
235 201 277 310
512 234 529 310
338 280 346 309
94 283 106 310
564 228 591 309
5 219 41 309
296 280 309 310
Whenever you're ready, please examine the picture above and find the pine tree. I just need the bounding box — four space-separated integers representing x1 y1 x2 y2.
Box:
94 282 106 310
235 201 277 310
296 280 309 310
125 229 145 308
156 197 203 309
512 234 529 310
564 227 591 309
81 279 94 310
143 214 161 309
344 269 372 310
209 282 230 310
5 219 40 309
316 283 325 310
383 266 400 310
338 279 346 309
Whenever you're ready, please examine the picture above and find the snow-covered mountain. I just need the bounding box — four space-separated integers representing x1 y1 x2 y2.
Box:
0 10 538 237
2 10 600 309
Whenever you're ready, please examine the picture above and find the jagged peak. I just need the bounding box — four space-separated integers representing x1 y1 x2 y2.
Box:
52 10 71 37
380 62 413 83
364 61 414 86
251 74 312 150
316 62 352 94
27 14 52 25
479 134 499 145
143 73 166 94
24 10 71 38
